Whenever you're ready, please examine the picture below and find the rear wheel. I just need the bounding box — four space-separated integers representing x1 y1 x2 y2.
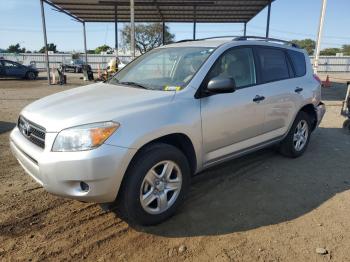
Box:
26 71 36 80
343 119 350 134
279 111 311 158
117 143 190 226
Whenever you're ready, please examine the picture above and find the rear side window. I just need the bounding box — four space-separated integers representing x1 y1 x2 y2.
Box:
287 50 306 77
256 48 290 83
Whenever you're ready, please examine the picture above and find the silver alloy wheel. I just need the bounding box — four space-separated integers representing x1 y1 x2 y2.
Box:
293 119 309 151
140 160 182 215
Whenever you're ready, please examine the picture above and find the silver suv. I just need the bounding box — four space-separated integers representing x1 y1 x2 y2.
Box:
10 37 325 225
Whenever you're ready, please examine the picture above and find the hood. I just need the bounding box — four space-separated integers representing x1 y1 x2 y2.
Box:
21 82 175 132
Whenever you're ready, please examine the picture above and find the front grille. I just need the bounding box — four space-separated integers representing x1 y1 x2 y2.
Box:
18 116 46 149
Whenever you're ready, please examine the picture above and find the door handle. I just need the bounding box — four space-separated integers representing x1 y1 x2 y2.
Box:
295 87 303 93
253 95 265 103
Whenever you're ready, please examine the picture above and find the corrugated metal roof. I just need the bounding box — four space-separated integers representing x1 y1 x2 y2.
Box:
49 0 272 23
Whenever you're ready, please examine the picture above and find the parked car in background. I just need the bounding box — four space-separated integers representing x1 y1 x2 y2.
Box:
63 59 89 73
10 36 325 226
0 59 38 80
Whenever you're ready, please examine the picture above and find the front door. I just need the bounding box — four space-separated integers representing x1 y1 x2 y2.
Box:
4 61 25 77
200 47 266 165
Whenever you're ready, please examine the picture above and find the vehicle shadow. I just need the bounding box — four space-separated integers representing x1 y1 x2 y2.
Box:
129 127 350 237
0 77 46 81
0 121 16 134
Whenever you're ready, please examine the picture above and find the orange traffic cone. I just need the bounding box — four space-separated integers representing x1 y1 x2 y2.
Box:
322 75 331 88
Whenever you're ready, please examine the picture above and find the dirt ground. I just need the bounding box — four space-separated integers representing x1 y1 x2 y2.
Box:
1 73 350 261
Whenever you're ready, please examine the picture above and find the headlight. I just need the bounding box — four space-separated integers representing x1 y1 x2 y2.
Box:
52 121 119 152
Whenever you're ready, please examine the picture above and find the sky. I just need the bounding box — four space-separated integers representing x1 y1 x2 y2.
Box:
0 0 349 52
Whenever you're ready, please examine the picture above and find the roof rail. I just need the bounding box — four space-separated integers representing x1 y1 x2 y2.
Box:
234 36 300 48
198 36 238 41
175 36 237 43
175 39 195 43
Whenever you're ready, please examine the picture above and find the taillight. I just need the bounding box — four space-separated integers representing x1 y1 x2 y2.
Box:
313 74 322 85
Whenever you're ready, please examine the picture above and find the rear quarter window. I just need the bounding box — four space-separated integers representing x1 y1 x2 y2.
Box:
287 50 306 77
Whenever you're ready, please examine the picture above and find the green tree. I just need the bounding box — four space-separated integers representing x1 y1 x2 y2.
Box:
39 43 57 53
341 45 350 55
94 45 112 54
7 43 26 53
121 23 175 54
291 39 316 55
72 52 80 59
320 48 342 56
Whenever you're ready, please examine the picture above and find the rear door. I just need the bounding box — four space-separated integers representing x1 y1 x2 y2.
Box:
255 46 302 138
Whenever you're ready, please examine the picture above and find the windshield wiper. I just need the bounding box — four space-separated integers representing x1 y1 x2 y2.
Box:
120 81 148 89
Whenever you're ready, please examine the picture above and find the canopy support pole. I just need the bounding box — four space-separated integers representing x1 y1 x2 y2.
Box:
40 0 50 85
243 22 247 36
265 0 271 38
130 0 135 59
193 6 196 40
83 22 87 64
162 21 165 45
314 0 327 73
114 4 118 54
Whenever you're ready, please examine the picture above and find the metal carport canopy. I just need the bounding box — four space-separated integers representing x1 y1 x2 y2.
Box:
49 0 272 23
40 0 274 85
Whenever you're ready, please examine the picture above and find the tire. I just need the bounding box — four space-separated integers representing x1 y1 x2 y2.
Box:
117 143 191 226
343 119 350 134
279 111 312 158
26 71 36 80
75 67 79 73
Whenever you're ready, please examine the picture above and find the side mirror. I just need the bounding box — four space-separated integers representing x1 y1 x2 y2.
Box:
207 76 236 94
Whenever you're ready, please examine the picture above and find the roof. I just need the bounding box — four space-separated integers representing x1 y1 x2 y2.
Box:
165 37 233 48
48 0 272 23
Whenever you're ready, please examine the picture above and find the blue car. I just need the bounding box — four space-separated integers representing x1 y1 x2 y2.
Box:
0 59 38 80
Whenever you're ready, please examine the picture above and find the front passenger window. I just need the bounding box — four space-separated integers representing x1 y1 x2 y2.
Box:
208 48 256 88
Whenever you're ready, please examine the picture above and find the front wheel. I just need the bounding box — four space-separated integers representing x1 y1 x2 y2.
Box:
117 143 190 226
279 111 311 158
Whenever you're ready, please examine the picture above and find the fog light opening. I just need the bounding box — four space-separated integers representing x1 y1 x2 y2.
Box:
80 181 90 192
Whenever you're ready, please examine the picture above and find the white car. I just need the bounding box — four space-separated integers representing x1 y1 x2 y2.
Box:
10 36 325 225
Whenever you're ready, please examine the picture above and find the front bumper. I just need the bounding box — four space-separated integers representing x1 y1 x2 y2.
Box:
10 127 136 203
315 102 326 127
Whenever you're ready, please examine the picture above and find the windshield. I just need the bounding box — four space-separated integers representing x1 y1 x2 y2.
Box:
109 47 214 90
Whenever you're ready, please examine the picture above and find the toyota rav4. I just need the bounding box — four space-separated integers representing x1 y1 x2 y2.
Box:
10 36 326 225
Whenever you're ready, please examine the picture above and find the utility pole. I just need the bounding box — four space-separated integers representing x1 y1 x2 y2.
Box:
314 0 327 73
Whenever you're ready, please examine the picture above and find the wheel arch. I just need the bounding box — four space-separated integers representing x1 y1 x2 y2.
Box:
129 133 197 175
299 103 317 131
115 133 197 202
